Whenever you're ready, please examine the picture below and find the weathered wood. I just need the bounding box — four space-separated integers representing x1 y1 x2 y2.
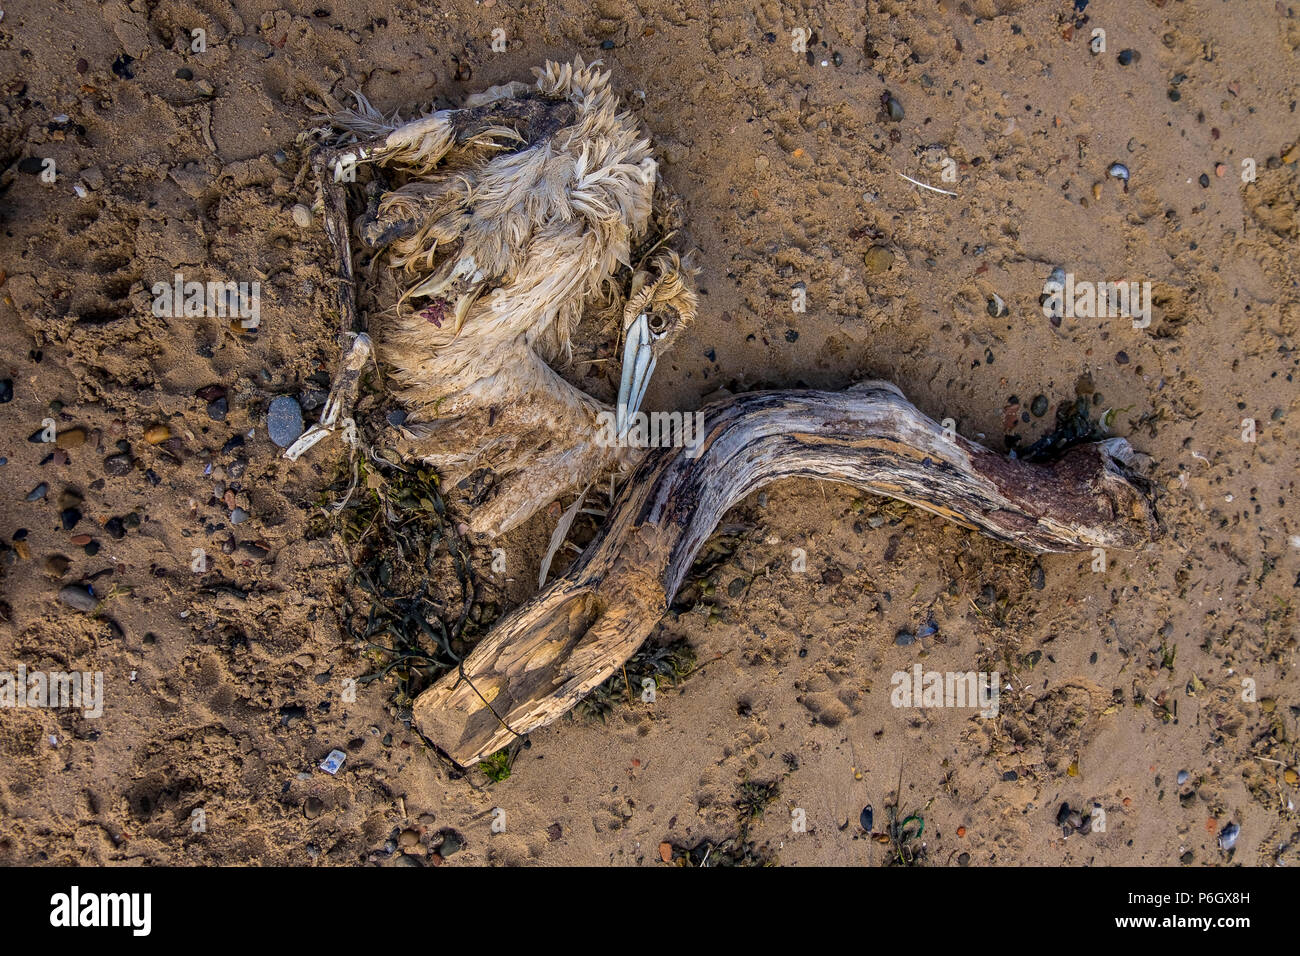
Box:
413 382 1158 766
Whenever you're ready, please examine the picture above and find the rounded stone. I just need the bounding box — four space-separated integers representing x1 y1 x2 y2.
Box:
267 396 304 447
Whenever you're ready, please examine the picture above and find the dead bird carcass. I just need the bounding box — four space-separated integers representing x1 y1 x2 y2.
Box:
290 58 697 536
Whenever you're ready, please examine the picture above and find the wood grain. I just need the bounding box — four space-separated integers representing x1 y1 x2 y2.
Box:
413 382 1158 766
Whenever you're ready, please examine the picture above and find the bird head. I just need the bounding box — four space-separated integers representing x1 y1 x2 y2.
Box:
616 250 698 440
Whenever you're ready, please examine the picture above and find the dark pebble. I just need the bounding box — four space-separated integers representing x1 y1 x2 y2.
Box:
103 454 132 476
1198 172 1210 188
1030 394 1049 417
176 67 193 80
207 397 228 421
860 805 873 832
266 396 304 447
25 483 48 502
104 517 126 539
439 831 463 856
1056 802 1073 825
0 379 12 402
895 630 915 646
84 540 100 556
885 94 904 122
727 577 746 597
785 329 798 342
1001 769 1018 781
195 384 226 402
1115 350 1130 365
1117 49 1137 65
60 508 81 531
1168 88 1180 101
111 54 135 79
227 459 246 479
957 852 970 865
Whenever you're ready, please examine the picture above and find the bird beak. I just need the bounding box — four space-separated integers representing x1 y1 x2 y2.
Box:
616 313 657 440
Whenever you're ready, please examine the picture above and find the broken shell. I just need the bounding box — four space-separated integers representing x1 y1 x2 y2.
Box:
1042 267 1066 320
1107 162 1130 182
1217 821 1239 850
986 293 1007 317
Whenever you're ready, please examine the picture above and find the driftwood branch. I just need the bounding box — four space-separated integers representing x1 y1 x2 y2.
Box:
413 382 1158 766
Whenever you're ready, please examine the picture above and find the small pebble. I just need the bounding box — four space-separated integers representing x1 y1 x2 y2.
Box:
58 585 97 613
1115 350 1130 365
144 424 171 445
0 379 12 403
1117 49 1138 65
1030 394 1049 417
894 629 915 646
863 246 894 274
25 483 48 502
55 428 86 449
860 805 873 832
230 507 250 525
291 203 313 228
267 396 304 447
103 454 133 476
1176 769 1190 785
1198 172 1210 188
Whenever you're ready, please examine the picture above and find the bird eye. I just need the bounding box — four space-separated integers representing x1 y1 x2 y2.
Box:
646 312 668 335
